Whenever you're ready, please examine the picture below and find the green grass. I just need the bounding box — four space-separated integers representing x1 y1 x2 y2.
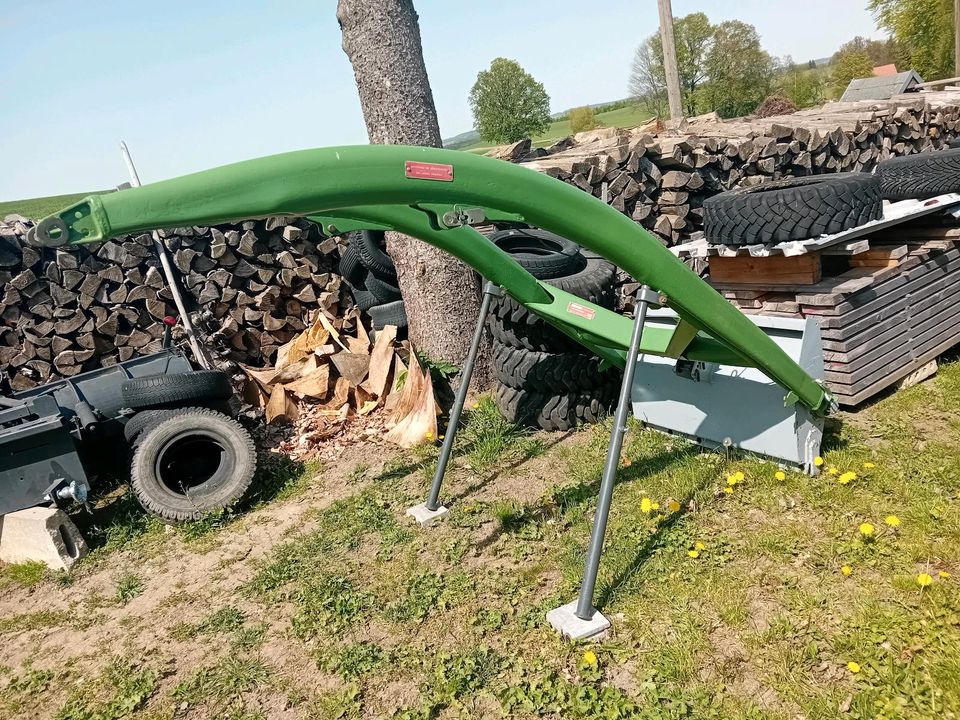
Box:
457 104 652 153
0 191 105 221
4 371 960 718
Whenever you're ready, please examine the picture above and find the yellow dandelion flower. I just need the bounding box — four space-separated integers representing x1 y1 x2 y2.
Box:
472 402 480 409
775 470 786 481
723 486 734 494
838 471 857 485
582 650 598 666
859 522 875 537
917 573 934 587
939 570 951 579
863 462 875 469
884 515 901 527
828 466 839 475
640 497 653 513
847 661 860 674
424 431 433 439
726 475 738 486
814 456 825 467
841 565 853 576
695 542 705 551
651 502 660 510
733 471 744 482
667 499 681 513
687 549 700 558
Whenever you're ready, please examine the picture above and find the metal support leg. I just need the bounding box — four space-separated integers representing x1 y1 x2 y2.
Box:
547 285 659 638
406 280 501 527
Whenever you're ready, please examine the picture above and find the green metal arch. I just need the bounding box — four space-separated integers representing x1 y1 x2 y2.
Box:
34 144 831 413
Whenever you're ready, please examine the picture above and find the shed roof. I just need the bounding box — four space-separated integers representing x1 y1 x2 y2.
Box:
841 70 924 101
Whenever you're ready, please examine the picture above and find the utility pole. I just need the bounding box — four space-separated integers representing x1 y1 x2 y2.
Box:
657 0 683 121
955 0 960 77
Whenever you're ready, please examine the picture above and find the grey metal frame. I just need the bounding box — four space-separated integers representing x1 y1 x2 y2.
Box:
575 285 659 620
424 280 501 512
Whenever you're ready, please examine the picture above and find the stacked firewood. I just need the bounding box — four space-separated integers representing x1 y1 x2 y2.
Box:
0 214 346 392
498 91 960 246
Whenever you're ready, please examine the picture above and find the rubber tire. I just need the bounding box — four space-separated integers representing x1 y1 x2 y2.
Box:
703 174 882 246
351 288 379 312
354 230 397 280
121 371 233 410
489 228 587 280
494 383 617 432
488 257 617 352
338 244 365 286
492 341 618 392
123 402 232 443
949 138 960 149
130 408 256 522
877 148 960 201
368 300 408 330
365 271 402 304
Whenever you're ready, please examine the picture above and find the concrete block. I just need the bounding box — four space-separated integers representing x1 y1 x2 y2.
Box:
0 506 88 571
405 502 450 528
546 600 610 640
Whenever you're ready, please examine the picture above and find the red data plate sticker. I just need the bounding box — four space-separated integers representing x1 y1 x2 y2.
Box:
405 161 454 181
567 302 596 320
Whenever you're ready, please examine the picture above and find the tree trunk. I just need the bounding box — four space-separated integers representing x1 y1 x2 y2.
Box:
336 0 490 384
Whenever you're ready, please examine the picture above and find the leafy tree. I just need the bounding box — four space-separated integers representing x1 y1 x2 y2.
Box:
469 58 551 143
868 0 954 79
832 51 876 94
630 12 713 117
833 35 903 68
703 21 776 118
568 106 598 134
777 62 826 108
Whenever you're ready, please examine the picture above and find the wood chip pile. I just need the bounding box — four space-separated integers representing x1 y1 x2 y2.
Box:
0 214 346 392
242 313 438 460
491 90 960 247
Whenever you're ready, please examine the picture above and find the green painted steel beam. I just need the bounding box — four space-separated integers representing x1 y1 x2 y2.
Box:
32 144 831 413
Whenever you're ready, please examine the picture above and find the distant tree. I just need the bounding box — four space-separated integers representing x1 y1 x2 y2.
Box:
868 0 954 79
807 59 817 69
469 58 551 143
703 20 776 118
833 35 901 68
776 55 826 108
629 12 713 117
569 106 598 134
832 51 876 94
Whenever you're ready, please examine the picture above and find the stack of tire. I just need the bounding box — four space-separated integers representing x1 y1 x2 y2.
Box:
338 230 408 333
488 229 621 431
877 145 960 201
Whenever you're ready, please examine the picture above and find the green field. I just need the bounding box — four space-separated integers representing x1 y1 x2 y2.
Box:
458 104 653 153
0 191 104 221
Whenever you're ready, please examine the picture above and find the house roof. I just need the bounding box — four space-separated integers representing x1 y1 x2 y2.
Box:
872 64 898 76
841 70 924 101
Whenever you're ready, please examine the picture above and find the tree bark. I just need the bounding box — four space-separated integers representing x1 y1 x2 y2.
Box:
337 0 490 383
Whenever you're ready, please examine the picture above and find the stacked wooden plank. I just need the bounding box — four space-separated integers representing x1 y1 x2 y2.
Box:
0 214 347 392
498 91 960 246
688 218 960 406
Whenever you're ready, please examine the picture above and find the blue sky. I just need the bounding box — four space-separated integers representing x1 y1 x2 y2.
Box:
1 0 882 200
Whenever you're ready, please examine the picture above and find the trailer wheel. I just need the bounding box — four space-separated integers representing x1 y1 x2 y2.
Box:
703 174 882 246
130 408 256 522
494 383 617 432
492 341 618 392
490 228 586 279
354 230 397 280
877 148 960 200
121 371 233 410
123 402 232 443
